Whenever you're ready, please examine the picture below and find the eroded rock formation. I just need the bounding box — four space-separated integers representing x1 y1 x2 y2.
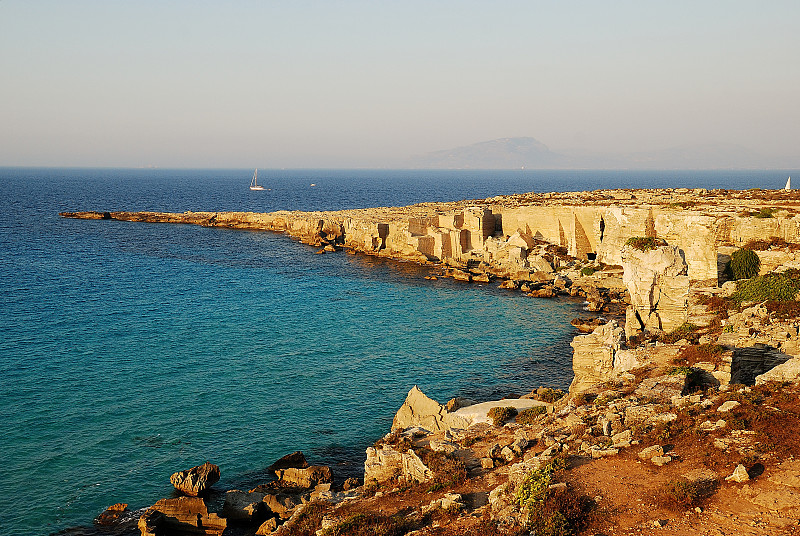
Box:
391 385 470 432
169 461 220 496
138 496 226 536
569 320 625 392
621 243 689 338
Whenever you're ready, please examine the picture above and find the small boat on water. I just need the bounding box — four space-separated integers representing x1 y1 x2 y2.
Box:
249 169 265 191
785 176 792 191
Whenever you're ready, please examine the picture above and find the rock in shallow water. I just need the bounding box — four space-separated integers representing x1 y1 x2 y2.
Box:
267 451 309 473
170 461 220 496
139 496 226 536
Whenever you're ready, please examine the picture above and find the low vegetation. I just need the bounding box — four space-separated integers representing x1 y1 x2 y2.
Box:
660 478 714 509
320 512 415 536
676 343 729 367
488 406 518 426
529 388 566 403
729 247 761 280
743 236 800 251
659 322 700 344
625 236 666 251
730 270 800 303
420 450 468 492
516 459 595 536
517 406 547 425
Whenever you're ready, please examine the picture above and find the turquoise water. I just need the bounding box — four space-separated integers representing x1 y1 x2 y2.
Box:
0 168 794 535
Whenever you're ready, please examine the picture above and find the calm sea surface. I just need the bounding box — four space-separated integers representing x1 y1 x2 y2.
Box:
0 168 794 535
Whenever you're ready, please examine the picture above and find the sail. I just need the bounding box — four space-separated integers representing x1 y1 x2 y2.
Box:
785 176 791 191
250 169 264 190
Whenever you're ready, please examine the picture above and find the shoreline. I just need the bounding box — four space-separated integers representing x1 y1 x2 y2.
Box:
61 187 800 535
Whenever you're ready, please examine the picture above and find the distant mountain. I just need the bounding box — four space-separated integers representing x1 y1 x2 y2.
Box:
406 137 571 169
405 137 795 169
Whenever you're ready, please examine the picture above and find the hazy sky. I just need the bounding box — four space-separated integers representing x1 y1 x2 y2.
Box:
1 1 798 168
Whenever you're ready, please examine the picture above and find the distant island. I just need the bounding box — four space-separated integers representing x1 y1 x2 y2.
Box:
403 136 797 170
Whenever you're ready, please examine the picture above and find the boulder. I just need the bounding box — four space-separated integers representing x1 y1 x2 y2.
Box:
94 503 128 525
139 496 226 536
445 397 476 412
364 445 433 485
262 492 299 519
726 464 750 483
256 518 278 535
170 462 220 496
717 400 741 412
275 465 332 489
621 243 689 338
222 490 266 520
392 386 470 432
755 356 800 385
569 321 625 392
634 374 687 401
638 445 664 460
267 451 309 473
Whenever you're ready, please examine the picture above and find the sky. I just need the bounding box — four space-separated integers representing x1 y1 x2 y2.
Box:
1 1 798 168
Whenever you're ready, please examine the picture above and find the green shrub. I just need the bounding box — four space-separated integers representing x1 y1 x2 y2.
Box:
662 480 702 508
487 406 518 426
625 236 666 251
516 460 595 536
421 450 468 492
729 248 761 280
753 207 776 218
580 266 597 276
320 512 415 536
660 322 700 344
517 406 548 425
531 388 566 403
730 272 800 303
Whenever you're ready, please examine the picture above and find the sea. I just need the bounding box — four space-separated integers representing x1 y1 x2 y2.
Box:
0 168 795 536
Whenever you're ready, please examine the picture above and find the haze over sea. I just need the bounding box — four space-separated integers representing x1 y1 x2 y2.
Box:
0 168 795 536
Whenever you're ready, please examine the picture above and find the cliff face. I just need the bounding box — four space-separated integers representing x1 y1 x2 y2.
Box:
63 188 800 286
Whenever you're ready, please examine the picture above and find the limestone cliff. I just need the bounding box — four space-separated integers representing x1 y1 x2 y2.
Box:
621 243 689 338
61 187 800 285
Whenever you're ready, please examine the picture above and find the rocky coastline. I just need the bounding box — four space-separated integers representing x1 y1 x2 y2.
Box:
63 187 800 535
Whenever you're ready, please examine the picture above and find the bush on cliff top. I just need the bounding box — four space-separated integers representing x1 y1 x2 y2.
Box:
730 271 800 303
517 406 548 425
729 248 761 280
659 322 700 344
488 406 518 426
516 459 595 536
625 236 667 251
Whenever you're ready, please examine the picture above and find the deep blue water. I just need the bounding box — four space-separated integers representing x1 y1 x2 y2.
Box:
0 168 795 536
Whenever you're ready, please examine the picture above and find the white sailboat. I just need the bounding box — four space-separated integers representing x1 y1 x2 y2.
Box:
249 169 265 191
785 176 792 191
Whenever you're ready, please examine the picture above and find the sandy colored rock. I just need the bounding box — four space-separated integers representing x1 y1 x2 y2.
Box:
569 320 624 392
392 385 470 432
267 451 308 473
364 445 433 485
170 461 220 496
621 243 689 337
139 496 226 536
275 465 332 489
95 503 128 525
726 464 750 483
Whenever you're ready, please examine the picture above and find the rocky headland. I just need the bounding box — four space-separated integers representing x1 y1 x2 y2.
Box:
64 187 800 535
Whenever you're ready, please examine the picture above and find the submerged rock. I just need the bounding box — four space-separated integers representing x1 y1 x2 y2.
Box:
94 503 128 525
